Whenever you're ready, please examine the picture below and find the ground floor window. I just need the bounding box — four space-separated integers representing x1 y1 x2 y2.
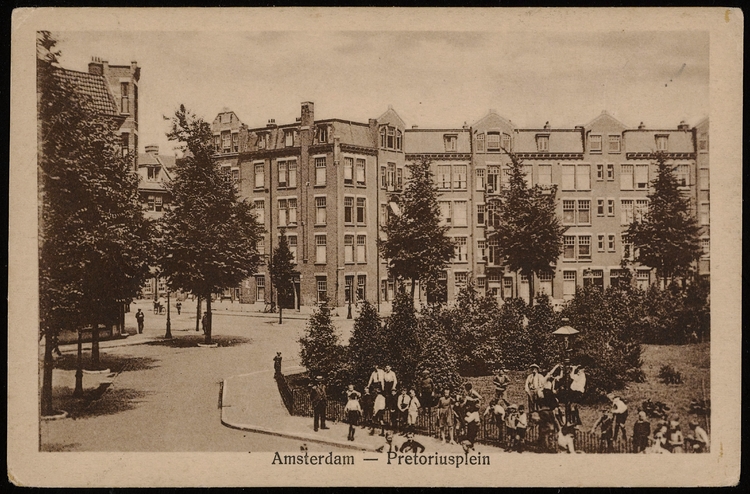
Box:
357 275 366 301
538 272 553 296
316 276 327 303
255 276 265 302
345 276 354 303
502 276 513 299
636 270 650 291
563 271 576 300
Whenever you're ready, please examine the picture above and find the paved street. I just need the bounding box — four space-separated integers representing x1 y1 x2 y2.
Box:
40 299 358 452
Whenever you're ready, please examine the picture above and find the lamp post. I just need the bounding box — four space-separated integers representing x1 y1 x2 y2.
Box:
165 287 172 339
552 319 579 430
346 279 353 319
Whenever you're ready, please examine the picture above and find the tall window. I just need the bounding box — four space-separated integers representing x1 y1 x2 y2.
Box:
538 164 552 187
597 198 605 216
356 158 366 185
344 197 353 223
596 164 604 181
439 201 452 225
536 135 549 152
315 157 326 185
315 196 327 225
607 163 615 181
231 168 240 183
620 164 634 190
487 166 500 192
487 132 500 151
635 164 649 190
147 195 155 212
387 163 396 188
699 168 709 190
256 276 265 302
488 239 500 265
396 130 402 150
454 237 468 262
396 167 403 189
357 275 366 301
477 204 486 225
453 201 467 226
476 168 486 190
278 199 288 227
608 135 621 153
387 127 395 148
621 199 634 225
154 196 163 212
285 130 294 147
607 198 615 216
381 166 387 188
701 237 710 256
578 235 591 259
344 235 354 263
121 133 130 157
380 127 387 148
563 271 576 300
356 197 366 224
501 166 512 189
256 236 265 257
254 163 265 189
476 133 485 152
444 135 457 151
315 235 327 264
477 239 486 259
698 132 708 152
254 200 265 225
576 165 591 190
232 133 239 152
278 161 288 187
597 234 605 252
357 235 366 263
214 135 221 152
316 277 327 302
120 82 129 113
257 133 266 150
675 164 690 187
607 234 616 252
222 131 231 153
437 165 451 189
318 126 328 144
344 157 353 184
455 272 468 288
562 165 575 190
380 203 388 225
454 165 467 189
564 236 575 259
589 134 602 153
502 133 511 151
563 200 576 225
577 199 591 224
288 160 297 188
288 198 297 225
634 199 649 222
288 235 298 263
700 202 710 225
538 272 553 296
655 135 668 151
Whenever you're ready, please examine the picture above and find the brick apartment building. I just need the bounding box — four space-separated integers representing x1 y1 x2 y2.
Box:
210 103 709 309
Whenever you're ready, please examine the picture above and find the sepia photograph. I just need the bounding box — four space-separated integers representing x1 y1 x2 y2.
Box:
9 7 742 487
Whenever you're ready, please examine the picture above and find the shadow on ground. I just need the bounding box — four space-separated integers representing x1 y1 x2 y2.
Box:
53 354 160 373
144 334 252 348
51 385 152 420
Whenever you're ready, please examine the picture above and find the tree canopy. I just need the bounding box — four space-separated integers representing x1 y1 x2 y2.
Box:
269 230 296 323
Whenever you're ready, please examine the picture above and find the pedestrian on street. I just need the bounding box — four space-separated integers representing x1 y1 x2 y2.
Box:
135 308 145 334
201 312 208 334
310 376 329 432
273 352 282 377
176 301 182 315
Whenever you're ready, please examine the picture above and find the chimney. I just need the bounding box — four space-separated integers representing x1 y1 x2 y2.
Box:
301 101 314 128
412 125 418 129
678 120 690 131
267 119 277 128
145 145 159 156
88 57 103 76
638 122 645 130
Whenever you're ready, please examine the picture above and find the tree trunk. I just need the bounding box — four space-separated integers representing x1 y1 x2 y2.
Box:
195 296 202 332
41 331 54 416
528 272 535 307
90 317 100 369
205 296 212 345
279 306 283 325
73 329 83 398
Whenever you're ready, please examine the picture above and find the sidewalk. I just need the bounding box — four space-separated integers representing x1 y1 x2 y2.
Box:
221 366 504 454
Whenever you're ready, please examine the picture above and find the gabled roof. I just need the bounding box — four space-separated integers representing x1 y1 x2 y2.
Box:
472 109 514 130
377 107 406 129
584 110 628 130
53 68 119 116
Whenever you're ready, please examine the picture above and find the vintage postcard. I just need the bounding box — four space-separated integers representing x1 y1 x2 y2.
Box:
9 7 742 487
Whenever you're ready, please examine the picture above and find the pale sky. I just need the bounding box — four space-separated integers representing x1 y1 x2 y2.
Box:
52 29 709 158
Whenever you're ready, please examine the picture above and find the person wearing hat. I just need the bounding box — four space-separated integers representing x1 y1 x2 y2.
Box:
419 370 435 410
310 376 329 432
609 393 629 442
632 410 651 453
492 367 511 405
686 419 709 453
273 352 283 377
524 364 545 412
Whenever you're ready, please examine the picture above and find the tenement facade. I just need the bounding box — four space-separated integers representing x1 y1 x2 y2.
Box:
211 103 709 309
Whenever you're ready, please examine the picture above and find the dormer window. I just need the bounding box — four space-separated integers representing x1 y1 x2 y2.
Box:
536 134 549 152
318 126 328 144
221 131 231 153
285 130 295 147
387 127 395 148
257 133 266 150
486 132 500 151
147 166 159 181
656 135 668 151
444 134 457 152
380 127 387 148
232 133 239 152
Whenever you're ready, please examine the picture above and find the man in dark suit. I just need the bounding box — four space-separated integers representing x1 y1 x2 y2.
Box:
311 376 329 431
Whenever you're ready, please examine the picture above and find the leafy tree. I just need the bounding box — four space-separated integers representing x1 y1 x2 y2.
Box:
381 159 454 302
346 300 386 386
299 304 345 385
417 305 463 393
382 291 422 389
625 152 702 287
38 32 153 411
269 230 295 324
488 150 566 306
159 105 263 345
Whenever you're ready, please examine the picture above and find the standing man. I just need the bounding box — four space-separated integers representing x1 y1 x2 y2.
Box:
273 352 283 377
524 364 545 412
609 393 629 442
176 301 182 315
382 365 398 395
135 308 145 334
419 370 435 410
367 365 384 392
311 376 329 432
492 367 510 405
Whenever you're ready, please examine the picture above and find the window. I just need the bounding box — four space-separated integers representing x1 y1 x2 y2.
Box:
699 168 709 190
121 133 130 157
381 166 387 188
231 168 240 183
454 237 468 262
635 199 649 222
536 135 549 152
356 158 366 185
477 240 486 259
608 135 621 153
655 135 668 151
345 276 354 303
577 165 591 190
344 235 354 263
608 234 616 252
396 168 403 189
578 235 591 259
477 277 486 288
396 130 402 150
256 237 265 257
563 271 576 299
589 134 602 153
476 133 485 152
607 164 615 181
488 239 500 265
357 235 366 263
146 195 155 212
344 197 353 223
455 272 468 287
221 131 231 153
254 163 265 189
387 127 395 149
315 235 327 263
257 133 266 150
315 196 327 225
344 157 353 184
444 135 457 152
454 165 467 189
357 275 366 301
621 199 634 225
597 198 605 216
636 270 650 290
698 132 708 152
278 199 288 227
563 200 576 224
623 240 635 261
476 168 486 190
214 135 221 152
387 163 396 188
564 236 575 259
620 164 634 190
487 202 500 229
538 164 552 187
288 235 298 263
316 277 327 303
597 234 605 252
254 200 265 224
278 161 288 187
502 277 513 298
607 198 615 216
256 276 265 302
147 165 158 181
380 203 388 225
562 165 575 190
287 160 297 188
523 164 533 188
578 199 591 224
232 133 239 152
153 195 163 212
538 272 553 296
487 132 500 151
288 198 297 225
583 269 604 289
315 157 326 185
439 201 452 225
635 164 649 189
675 164 690 187
120 82 129 113
701 237 710 256
437 165 451 189
502 134 511 151
477 204 486 225
700 202 710 225
380 127 387 148
356 197 366 224
487 166 500 192
454 201 467 226
500 166 512 189
285 130 294 147
596 164 604 181
318 126 328 143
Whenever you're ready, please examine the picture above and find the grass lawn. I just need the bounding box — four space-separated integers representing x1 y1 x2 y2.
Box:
467 342 710 437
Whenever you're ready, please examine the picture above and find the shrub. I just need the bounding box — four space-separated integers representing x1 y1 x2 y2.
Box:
345 300 386 386
658 364 683 385
417 304 463 393
299 304 345 388
381 291 421 389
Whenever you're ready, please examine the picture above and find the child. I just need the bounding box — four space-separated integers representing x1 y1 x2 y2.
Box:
437 389 456 444
648 422 669 454
484 398 505 442
399 432 426 453
360 386 374 430
505 404 518 451
371 387 387 436
667 415 685 453
343 384 362 442
515 405 528 452
406 389 421 433
686 419 709 453
632 411 651 453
